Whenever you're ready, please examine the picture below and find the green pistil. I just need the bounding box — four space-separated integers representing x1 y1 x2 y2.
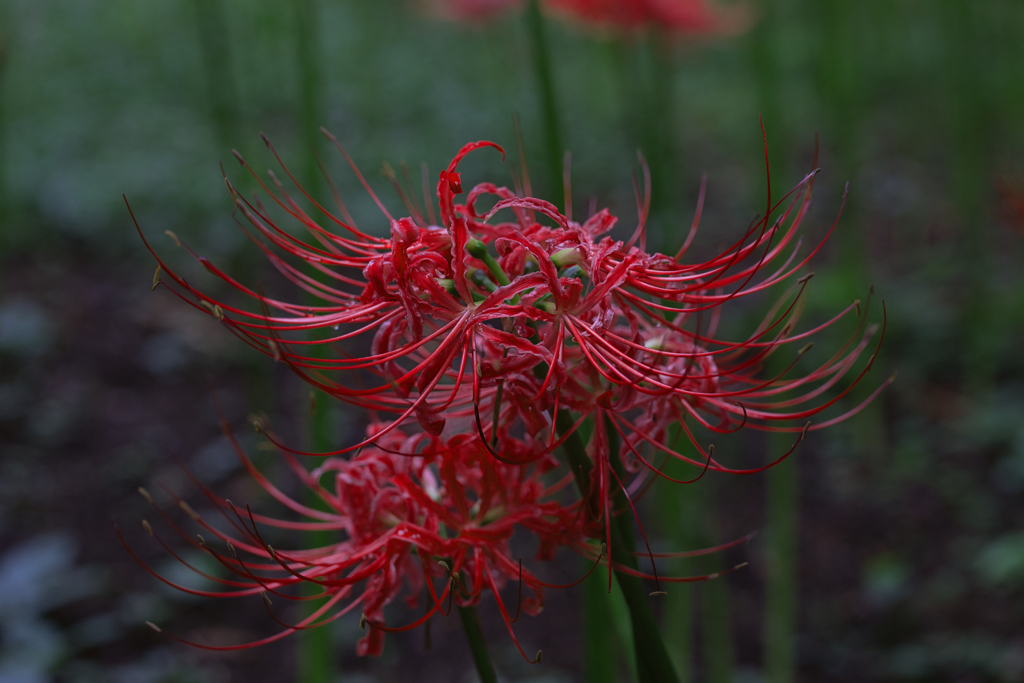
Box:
467 238 511 287
551 247 582 269
469 269 498 294
438 277 486 304
456 240 579 314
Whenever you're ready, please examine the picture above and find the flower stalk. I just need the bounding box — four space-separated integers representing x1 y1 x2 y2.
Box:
291 2 333 678
458 604 499 683
764 433 798 683
606 418 681 683
556 409 680 683
524 0 564 196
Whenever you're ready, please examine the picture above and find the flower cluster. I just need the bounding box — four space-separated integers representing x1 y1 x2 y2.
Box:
125 424 604 659
129 130 887 656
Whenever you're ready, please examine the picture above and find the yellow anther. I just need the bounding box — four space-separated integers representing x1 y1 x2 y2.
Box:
141 520 153 535
200 301 225 321
138 487 154 504
178 500 201 520
165 230 181 247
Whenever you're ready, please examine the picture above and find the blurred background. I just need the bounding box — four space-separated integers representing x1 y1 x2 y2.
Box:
2 0 1024 681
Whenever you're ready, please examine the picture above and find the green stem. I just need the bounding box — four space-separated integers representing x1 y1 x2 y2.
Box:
293 0 325 197
557 410 679 683
607 425 680 683
524 0 564 198
294 7 330 676
816 0 864 289
700 552 735 683
939 0 994 393
555 410 594 508
750 12 800 679
640 28 677 226
583 567 621 683
457 604 498 683
764 434 798 683
190 0 238 150
657 433 695 683
298 387 337 683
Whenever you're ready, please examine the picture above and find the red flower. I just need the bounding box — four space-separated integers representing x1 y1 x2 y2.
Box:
133 130 888 527
432 0 729 33
125 130 890 662
122 425 615 659
546 0 720 32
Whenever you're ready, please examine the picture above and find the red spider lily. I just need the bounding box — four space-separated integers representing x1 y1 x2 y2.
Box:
434 0 729 33
545 0 722 32
123 422 691 659
432 0 726 32
130 129 889 531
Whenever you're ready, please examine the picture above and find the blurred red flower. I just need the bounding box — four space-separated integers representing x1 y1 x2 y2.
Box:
431 0 728 33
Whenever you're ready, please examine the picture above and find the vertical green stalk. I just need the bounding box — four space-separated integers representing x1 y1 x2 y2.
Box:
609 33 679 227
764 436 799 683
814 0 889 503
299 386 337 683
661 579 693 683
661 459 735 683
607 460 680 683
749 5 800 681
657 436 695 683
815 0 864 290
291 2 333 681
607 420 681 683
293 0 325 198
695 475 735 683
583 569 620 683
639 28 679 227
748 0 783 177
457 604 498 683
190 0 238 150
555 412 679 682
939 0 993 393
524 0 564 197
701 572 736 683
